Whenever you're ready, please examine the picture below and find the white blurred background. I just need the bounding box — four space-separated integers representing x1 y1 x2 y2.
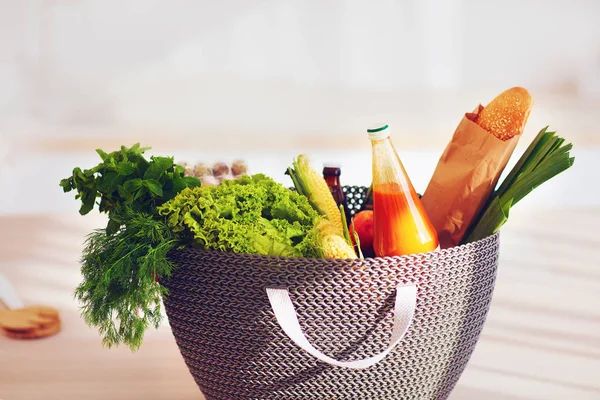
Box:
1 0 599 213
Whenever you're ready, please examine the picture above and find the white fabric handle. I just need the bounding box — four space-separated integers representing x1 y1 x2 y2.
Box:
266 283 417 370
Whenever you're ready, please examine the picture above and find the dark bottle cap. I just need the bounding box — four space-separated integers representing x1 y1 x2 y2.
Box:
323 166 341 176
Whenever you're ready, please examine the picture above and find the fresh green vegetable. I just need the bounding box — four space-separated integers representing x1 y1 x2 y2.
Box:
286 155 345 237
340 205 352 246
285 155 357 258
63 147 360 352
158 174 323 258
61 144 200 351
75 206 178 351
352 229 364 259
464 127 575 243
314 218 358 259
60 143 200 235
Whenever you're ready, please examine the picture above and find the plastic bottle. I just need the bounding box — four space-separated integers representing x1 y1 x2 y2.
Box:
368 124 439 257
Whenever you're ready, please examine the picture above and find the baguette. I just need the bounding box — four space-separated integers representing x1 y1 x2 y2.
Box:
421 87 534 248
475 87 534 141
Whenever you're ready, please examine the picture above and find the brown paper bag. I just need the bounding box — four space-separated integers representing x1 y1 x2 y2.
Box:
421 105 520 248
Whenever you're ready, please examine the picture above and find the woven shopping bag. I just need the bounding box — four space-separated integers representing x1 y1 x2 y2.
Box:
162 186 500 400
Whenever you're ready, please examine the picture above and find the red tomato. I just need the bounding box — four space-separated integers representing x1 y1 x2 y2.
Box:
350 210 375 257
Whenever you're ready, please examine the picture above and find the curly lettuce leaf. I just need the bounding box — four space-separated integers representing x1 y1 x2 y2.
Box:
158 174 322 258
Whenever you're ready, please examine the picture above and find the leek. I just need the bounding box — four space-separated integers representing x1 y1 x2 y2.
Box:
464 127 575 243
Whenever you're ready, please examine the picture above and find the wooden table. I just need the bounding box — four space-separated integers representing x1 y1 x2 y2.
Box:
1 209 599 400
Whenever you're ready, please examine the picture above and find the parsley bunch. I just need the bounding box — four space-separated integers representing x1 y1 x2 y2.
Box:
60 143 200 234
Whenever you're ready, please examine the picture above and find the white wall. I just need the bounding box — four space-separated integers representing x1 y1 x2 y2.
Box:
0 0 599 143
0 0 598 214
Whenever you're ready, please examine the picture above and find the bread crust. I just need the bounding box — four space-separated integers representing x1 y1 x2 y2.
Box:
475 87 534 141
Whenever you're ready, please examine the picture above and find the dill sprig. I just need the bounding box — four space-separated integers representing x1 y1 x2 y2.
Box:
74 207 179 351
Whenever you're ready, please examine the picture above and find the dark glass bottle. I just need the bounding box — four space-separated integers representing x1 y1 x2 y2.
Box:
323 165 351 222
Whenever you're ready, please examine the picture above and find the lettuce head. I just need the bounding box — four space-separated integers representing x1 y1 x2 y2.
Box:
157 174 322 258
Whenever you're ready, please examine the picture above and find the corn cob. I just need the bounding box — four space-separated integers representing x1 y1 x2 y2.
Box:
316 220 357 259
287 155 344 237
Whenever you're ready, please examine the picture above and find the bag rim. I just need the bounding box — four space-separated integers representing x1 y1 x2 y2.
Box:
170 231 499 266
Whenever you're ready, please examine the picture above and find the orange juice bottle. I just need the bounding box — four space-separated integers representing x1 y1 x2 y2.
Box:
368 124 439 257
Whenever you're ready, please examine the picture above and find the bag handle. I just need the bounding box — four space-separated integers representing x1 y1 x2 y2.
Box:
265 283 417 370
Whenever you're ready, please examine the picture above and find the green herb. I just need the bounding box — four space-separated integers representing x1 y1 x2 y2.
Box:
75 207 178 351
60 143 200 235
158 174 322 258
344 203 364 260
61 144 200 351
340 204 352 245
464 127 575 243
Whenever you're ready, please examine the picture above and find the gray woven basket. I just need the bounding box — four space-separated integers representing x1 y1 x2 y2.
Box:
162 186 500 400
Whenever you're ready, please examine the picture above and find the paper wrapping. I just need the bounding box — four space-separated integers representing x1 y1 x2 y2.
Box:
421 105 520 249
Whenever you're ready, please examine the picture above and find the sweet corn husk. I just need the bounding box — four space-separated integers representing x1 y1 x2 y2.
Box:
421 106 521 249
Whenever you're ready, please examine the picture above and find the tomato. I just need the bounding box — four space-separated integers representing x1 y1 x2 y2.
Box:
350 210 375 257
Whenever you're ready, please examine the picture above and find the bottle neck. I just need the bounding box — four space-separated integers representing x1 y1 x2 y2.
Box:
371 136 406 186
370 136 390 146
324 175 340 187
323 167 342 187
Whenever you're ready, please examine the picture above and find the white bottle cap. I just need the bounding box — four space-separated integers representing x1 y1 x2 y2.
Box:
367 123 390 140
